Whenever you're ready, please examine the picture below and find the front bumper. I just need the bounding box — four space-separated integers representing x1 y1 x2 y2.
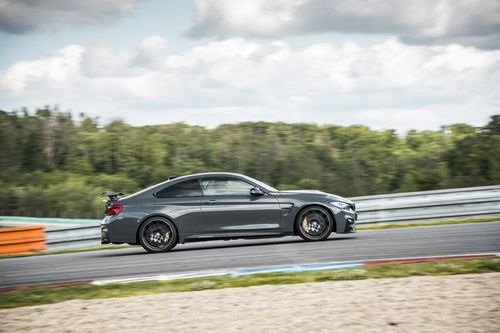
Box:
343 214 357 233
330 203 357 233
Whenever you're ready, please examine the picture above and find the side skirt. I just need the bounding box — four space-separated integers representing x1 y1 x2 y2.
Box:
180 233 291 244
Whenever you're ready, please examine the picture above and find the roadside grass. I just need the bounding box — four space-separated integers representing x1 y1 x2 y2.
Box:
1 258 499 310
357 217 499 230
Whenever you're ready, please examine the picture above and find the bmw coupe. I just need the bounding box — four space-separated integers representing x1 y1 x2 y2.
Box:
101 172 357 253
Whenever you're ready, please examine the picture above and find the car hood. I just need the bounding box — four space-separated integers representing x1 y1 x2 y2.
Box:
277 190 353 204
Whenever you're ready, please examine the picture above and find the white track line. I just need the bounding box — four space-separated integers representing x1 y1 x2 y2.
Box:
92 270 229 285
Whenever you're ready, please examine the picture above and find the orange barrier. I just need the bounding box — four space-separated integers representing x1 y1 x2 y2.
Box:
0 225 46 255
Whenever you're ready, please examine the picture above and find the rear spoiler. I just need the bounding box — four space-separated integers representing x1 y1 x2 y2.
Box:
101 191 124 201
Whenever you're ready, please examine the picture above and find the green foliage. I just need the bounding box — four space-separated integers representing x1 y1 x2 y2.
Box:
0 106 499 218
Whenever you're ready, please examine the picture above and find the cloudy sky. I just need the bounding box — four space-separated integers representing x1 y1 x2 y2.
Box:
1 0 499 131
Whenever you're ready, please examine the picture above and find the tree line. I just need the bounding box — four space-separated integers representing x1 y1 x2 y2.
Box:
0 107 499 218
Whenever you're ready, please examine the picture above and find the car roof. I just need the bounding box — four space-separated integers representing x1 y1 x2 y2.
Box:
161 172 245 182
152 172 250 191
121 172 276 201
175 172 246 179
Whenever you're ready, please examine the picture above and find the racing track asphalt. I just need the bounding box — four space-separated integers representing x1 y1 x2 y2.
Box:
1 222 499 289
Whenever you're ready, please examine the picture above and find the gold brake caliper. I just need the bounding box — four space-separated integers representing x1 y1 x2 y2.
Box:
302 216 310 233
164 231 171 242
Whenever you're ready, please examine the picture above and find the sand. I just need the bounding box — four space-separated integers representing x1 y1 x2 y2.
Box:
1 273 499 332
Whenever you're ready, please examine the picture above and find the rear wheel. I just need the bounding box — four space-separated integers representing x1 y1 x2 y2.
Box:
296 206 333 241
139 217 178 253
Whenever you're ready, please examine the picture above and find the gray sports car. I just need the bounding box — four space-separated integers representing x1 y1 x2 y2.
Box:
101 172 357 253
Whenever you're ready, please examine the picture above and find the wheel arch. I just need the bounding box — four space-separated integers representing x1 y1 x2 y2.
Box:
293 203 337 235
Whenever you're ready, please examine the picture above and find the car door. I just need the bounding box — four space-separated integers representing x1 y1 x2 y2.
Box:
154 178 207 236
199 176 282 236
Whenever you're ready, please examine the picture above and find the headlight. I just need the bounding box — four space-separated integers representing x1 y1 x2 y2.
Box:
330 201 350 210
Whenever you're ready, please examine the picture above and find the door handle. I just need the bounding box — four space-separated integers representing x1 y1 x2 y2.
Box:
204 199 218 205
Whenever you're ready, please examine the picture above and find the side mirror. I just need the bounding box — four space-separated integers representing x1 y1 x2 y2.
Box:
250 187 265 196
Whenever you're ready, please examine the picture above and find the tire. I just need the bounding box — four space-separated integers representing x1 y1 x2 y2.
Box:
139 217 178 253
296 205 334 241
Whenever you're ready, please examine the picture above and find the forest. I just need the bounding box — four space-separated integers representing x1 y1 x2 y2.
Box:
1 107 499 219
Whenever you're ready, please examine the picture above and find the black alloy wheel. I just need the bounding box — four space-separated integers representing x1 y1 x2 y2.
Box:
139 217 178 253
296 206 333 241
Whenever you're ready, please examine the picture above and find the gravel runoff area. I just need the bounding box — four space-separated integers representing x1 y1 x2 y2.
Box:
1 273 499 332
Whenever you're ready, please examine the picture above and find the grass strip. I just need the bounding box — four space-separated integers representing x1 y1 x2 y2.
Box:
357 217 499 230
1 258 499 310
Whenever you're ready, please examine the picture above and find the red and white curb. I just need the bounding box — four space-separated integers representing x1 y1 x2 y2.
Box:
89 252 500 286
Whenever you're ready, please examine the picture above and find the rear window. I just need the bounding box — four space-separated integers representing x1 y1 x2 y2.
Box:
156 179 202 198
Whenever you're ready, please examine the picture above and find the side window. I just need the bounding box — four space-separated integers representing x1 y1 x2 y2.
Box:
200 178 254 196
156 179 202 198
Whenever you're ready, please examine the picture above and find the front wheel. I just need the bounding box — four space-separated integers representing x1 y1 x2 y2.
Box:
139 217 178 253
296 206 334 241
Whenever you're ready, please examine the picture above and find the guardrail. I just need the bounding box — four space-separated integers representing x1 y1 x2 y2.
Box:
0 216 100 228
46 225 101 251
352 185 500 223
0 185 499 252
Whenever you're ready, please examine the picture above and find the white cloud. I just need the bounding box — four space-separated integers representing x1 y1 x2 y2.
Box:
82 43 134 77
0 0 136 33
188 0 500 49
136 36 169 67
1 36 499 131
0 45 85 93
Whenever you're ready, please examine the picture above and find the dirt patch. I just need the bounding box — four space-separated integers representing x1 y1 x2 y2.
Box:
1 273 499 332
